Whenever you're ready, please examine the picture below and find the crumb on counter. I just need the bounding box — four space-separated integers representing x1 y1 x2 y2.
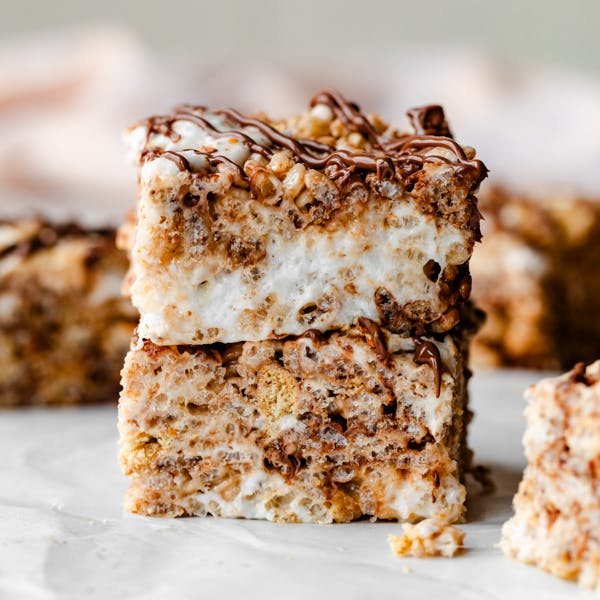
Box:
388 518 465 558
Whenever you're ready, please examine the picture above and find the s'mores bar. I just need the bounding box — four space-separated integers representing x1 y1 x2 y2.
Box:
501 362 600 589
119 323 473 523
471 186 600 369
119 91 486 523
0 220 136 406
123 91 486 345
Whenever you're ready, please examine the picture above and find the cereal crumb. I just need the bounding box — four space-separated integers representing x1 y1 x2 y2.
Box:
388 518 465 558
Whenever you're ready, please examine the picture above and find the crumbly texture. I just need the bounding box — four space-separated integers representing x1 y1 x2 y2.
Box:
122 94 485 345
119 324 472 524
501 361 600 589
0 220 137 406
388 517 465 557
471 186 600 369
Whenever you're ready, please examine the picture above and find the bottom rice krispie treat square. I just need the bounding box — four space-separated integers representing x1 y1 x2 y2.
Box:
501 361 600 589
119 322 473 524
0 219 137 406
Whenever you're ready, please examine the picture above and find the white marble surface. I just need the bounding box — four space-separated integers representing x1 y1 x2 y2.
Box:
0 370 585 599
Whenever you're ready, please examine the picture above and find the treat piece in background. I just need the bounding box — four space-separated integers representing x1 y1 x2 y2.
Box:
471 186 600 370
0 219 137 406
501 361 600 589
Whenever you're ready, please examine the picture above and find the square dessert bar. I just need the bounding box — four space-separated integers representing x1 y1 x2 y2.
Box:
123 91 486 345
501 361 600 589
119 91 485 524
471 186 600 369
119 323 472 523
0 219 137 406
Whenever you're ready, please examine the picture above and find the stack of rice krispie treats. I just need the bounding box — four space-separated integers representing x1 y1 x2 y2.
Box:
118 91 487 523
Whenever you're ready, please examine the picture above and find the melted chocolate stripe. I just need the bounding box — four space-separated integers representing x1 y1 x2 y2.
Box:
357 317 389 362
140 90 487 186
215 107 399 181
413 339 443 398
406 105 452 137
214 107 330 166
383 135 467 159
142 149 247 181
571 362 592 386
166 110 272 159
142 149 190 171
310 90 382 147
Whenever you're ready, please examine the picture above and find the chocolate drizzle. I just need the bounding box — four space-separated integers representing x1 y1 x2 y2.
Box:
571 362 592 386
357 317 389 363
213 106 397 182
406 105 452 137
142 149 189 171
141 149 247 180
138 89 487 188
413 339 443 397
310 89 381 146
299 328 325 344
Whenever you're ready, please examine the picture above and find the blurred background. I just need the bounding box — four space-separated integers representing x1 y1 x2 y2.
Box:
1 0 600 224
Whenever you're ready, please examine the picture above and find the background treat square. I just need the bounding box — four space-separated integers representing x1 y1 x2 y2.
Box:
471 186 600 370
123 92 486 345
0 219 137 406
501 361 600 589
119 324 473 524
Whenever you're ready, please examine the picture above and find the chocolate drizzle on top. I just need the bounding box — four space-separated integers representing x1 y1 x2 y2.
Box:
413 339 443 397
571 362 592 386
213 106 397 182
357 317 389 363
406 105 452 137
138 89 487 188
141 149 247 180
310 89 382 147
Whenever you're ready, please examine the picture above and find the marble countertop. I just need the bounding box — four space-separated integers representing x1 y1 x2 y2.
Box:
0 371 583 599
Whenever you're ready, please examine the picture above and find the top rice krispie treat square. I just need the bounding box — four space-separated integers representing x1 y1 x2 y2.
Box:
123 90 486 345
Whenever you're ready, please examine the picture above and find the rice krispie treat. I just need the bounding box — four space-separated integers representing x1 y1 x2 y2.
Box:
501 361 600 589
471 186 600 369
123 91 486 345
119 323 473 523
119 91 485 524
0 219 136 406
